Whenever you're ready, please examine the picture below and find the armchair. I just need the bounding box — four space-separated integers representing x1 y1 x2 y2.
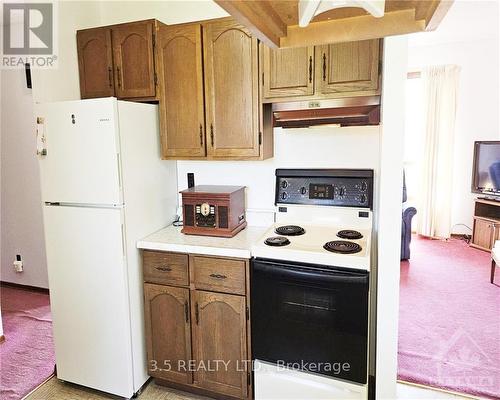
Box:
401 171 417 260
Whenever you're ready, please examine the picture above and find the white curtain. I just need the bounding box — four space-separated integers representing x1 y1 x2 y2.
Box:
417 65 460 239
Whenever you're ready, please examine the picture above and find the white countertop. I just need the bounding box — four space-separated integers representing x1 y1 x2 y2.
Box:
137 225 268 259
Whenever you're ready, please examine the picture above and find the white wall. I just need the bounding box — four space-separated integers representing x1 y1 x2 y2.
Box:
1 70 49 288
31 1 102 103
177 126 381 225
99 0 228 26
376 36 407 399
408 12 499 235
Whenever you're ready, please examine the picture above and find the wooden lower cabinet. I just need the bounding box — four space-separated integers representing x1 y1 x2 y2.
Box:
471 199 500 251
144 283 192 384
143 251 251 399
192 290 248 398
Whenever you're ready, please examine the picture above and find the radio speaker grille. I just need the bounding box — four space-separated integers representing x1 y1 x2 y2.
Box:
184 205 194 227
218 206 228 229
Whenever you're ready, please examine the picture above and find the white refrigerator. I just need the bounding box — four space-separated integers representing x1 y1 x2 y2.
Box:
35 98 177 398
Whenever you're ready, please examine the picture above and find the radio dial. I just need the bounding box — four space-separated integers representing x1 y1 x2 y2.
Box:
200 203 211 216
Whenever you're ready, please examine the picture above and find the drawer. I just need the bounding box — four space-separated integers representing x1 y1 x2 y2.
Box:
143 251 189 286
192 256 246 295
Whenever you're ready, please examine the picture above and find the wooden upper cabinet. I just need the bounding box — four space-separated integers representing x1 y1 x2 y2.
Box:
262 45 314 99
157 24 206 159
192 290 248 398
203 20 260 158
77 28 114 99
112 21 156 99
144 283 192 385
317 39 380 95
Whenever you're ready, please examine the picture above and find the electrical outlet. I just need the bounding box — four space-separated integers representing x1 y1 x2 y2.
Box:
14 254 23 273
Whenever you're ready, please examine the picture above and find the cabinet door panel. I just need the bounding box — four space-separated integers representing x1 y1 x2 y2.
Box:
263 45 314 99
203 20 260 158
157 24 205 158
112 21 155 98
77 28 114 99
144 283 192 384
192 290 248 398
317 39 380 95
472 218 494 250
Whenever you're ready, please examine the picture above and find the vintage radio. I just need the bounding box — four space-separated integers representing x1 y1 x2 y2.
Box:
180 185 247 237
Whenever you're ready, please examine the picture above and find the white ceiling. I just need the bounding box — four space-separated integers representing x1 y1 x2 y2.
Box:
408 0 499 47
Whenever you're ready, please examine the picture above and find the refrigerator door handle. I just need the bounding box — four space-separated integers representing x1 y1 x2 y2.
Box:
36 117 47 156
121 224 126 258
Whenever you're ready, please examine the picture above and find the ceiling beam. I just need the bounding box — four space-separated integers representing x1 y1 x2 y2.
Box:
424 0 454 31
280 9 425 48
214 0 286 48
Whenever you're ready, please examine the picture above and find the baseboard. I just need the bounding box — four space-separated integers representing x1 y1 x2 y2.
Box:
0 335 5 344
397 380 482 399
0 281 49 294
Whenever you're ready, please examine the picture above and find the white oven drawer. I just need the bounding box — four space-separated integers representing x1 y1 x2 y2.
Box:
254 360 368 400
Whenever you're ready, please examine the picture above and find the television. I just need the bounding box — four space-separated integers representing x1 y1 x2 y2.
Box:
472 141 500 196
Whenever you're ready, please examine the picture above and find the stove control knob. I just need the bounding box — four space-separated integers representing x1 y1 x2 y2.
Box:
281 180 288 189
338 186 346 197
359 194 367 204
360 181 368 192
300 186 307 195
281 192 288 200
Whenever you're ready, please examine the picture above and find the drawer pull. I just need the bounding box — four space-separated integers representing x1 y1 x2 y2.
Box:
195 302 199 324
155 266 172 272
209 273 227 280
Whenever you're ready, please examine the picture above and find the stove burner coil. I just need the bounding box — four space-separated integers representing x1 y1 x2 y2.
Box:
323 240 362 254
274 225 306 236
337 230 363 240
264 236 291 247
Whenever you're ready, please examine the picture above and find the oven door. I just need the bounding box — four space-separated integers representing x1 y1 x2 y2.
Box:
251 258 369 384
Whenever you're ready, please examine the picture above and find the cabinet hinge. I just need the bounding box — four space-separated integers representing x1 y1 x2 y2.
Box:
258 132 262 146
245 306 249 320
247 372 251 386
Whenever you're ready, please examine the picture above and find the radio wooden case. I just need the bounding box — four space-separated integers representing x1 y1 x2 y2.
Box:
180 185 247 238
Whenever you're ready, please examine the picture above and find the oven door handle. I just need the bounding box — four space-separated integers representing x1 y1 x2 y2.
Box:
253 261 368 285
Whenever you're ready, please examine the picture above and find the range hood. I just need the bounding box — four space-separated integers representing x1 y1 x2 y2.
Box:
272 96 381 128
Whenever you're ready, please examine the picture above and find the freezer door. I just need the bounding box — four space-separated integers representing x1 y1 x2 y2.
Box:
43 205 135 397
36 98 122 205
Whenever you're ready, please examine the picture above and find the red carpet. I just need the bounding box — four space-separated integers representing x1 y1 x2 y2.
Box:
0 287 55 400
398 235 500 399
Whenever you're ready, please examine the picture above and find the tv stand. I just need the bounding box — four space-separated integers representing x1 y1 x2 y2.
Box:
477 195 500 202
471 198 500 251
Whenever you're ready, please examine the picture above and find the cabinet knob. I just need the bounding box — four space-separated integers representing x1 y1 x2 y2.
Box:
309 56 313 83
209 273 227 280
117 66 122 88
155 266 172 272
108 67 113 88
322 53 327 81
184 301 189 323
